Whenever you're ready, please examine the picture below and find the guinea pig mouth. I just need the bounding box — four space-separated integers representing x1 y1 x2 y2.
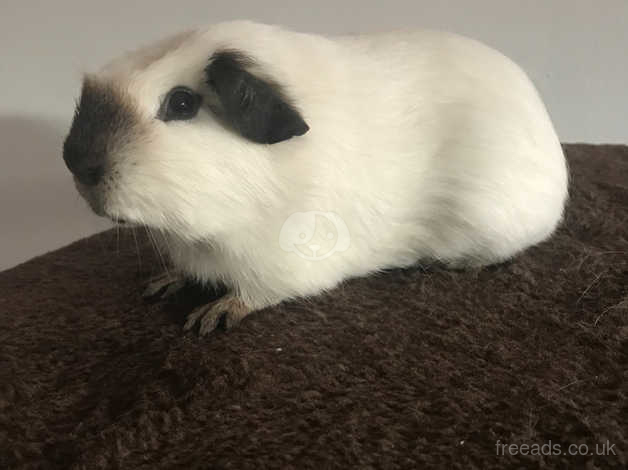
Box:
73 177 133 226
74 181 106 216
73 177 124 223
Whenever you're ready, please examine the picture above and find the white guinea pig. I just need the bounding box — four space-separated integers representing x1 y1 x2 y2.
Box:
63 20 568 335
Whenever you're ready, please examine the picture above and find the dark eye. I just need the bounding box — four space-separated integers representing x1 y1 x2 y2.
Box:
163 87 201 121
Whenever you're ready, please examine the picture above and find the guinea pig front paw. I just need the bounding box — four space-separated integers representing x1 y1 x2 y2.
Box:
143 272 186 300
183 295 252 336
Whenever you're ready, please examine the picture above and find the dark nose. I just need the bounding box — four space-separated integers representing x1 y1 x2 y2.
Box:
62 142 104 186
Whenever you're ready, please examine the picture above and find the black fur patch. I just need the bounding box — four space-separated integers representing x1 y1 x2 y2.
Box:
205 50 309 144
63 79 139 186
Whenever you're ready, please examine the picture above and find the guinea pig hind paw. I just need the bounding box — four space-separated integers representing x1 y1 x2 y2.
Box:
183 295 252 336
143 272 186 299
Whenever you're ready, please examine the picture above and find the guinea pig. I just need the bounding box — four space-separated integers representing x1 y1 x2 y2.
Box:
62 20 568 335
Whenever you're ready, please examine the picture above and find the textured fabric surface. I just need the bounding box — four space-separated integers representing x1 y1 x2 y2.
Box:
1 144 626 469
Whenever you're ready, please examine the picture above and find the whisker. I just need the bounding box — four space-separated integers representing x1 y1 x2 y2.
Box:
145 225 169 276
131 225 142 272
115 219 120 256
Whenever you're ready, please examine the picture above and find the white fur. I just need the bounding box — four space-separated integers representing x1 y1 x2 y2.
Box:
96 21 568 310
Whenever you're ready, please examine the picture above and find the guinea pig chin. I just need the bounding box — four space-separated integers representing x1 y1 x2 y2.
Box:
74 177 111 219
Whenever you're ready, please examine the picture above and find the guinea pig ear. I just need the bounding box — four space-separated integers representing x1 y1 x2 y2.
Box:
205 50 309 144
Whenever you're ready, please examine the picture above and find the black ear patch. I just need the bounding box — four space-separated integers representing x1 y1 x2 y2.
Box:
205 50 309 144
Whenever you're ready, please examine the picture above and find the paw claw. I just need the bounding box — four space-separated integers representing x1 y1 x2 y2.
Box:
143 273 184 299
199 311 225 336
184 296 251 336
183 308 207 331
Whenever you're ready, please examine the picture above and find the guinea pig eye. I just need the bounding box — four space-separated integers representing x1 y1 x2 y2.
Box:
162 87 201 121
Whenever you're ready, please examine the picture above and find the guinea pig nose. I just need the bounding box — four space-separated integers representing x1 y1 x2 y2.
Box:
63 142 105 186
75 164 104 186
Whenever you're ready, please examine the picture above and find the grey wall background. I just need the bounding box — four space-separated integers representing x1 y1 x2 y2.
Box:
1 0 627 270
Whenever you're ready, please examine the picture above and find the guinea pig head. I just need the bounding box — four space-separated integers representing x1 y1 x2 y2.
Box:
63 33 309 239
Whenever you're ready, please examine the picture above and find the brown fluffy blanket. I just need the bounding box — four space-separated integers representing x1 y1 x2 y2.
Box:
1 144 626 469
